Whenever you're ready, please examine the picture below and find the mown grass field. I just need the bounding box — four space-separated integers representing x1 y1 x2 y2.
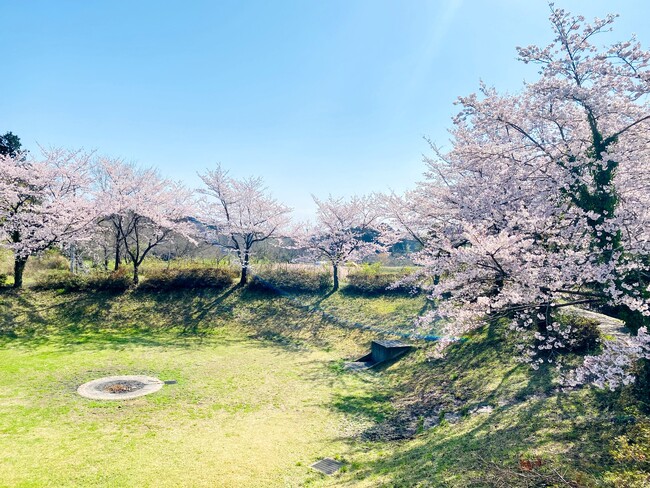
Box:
0 288 389 487
1 274 649 486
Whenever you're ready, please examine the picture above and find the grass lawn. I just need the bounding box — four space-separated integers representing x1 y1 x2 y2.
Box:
0 289 390 488
1 284 648 487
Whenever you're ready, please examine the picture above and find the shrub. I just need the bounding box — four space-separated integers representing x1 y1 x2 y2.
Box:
32 272 86 291
611 420 650 468
0 273 6 286
30 251 69 271
138 267 235 291
606 420 650 485
250 267 331 293
86 268 132 292
345 270 415 296
32 268 131 292
355 262 382 276
550 313 601 353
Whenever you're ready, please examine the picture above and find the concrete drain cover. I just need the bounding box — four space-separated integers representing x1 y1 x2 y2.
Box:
77 375 164 400
310 458 343 475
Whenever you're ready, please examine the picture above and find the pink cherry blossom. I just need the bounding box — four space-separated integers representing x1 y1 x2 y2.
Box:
94 157 195 284
388 5 650 388
0 148 96 287
295 194 383 290
198 164 291 286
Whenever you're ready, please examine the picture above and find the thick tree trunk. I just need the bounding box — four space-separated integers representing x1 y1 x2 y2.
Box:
333 264 339 291
133 265 139 285
13 256 27 289
239 252 249 286
239 266 248 286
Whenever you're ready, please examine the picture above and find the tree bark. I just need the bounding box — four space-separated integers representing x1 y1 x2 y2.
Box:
70 244 76 274
333 264 339 291
13 256 27 289
239 251 249 286
133 265 139 285
114 240 121 271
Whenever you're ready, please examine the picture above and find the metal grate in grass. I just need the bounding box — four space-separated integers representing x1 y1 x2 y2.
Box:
310 458 343 475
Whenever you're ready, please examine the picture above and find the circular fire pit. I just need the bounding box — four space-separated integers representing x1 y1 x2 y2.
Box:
77 375 164 400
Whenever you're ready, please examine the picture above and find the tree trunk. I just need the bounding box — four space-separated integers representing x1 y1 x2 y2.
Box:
333 264 339 291
70 244 76 274
239 252 249 286
133 265 139 285
13 256 27 289
114 241 121 271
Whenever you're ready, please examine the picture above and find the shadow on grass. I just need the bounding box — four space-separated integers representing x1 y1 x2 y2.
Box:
323 321 641 487
0 286 246 350
0 285 377 356
2 286 638 485
335 387 626 487
138 285 239 335
308 288 338 308
331 389 394 423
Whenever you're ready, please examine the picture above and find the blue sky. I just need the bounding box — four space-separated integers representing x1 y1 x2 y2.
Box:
2 0 649 218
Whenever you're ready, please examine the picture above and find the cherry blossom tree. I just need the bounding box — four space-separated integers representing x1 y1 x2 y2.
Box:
94 158 195 284
198 164 291 286
79 224 115 270
296 195 383 291
0 148 95 288
380 185 445 249
406 5 650 388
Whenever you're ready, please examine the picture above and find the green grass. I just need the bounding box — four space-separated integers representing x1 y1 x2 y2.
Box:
0 289 386 487
293 291 432 338
1 284 648 487
327 322 650 487
1 336 339 486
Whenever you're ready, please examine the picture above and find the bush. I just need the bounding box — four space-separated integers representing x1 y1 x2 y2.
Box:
0 273 6 286
250 267 331 293
30 251 69 271
86 268 133 291
138 267 235 291
551 313 601 353
345 269 415 296
32 272 86 291
32 268 132 292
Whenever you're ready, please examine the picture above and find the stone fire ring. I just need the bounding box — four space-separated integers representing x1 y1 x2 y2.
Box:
77 375 164 400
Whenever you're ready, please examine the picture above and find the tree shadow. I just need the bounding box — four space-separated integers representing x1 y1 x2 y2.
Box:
310 288 337 308
138 285 239 336
320 320 635 486
0 286 246 350
334 386 625 486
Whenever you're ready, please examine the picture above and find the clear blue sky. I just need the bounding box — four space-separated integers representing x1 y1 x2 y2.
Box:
2 0 649 218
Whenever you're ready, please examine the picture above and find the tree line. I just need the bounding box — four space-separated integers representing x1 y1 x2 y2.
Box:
0 140 389 290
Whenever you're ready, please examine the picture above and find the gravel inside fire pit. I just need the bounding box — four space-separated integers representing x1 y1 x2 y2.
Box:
101 380 145 394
